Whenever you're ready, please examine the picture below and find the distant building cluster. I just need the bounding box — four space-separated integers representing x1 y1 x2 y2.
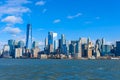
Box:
44 32 120 59
0 23 120 59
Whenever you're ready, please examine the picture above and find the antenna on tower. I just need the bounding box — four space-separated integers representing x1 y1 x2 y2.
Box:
27 14 31 24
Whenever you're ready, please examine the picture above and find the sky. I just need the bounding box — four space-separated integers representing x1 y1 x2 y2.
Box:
0 0 120 48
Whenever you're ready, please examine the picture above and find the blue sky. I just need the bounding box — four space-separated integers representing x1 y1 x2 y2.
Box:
0 0 120 48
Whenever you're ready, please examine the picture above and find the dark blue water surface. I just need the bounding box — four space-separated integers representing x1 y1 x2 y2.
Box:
0 59 120 80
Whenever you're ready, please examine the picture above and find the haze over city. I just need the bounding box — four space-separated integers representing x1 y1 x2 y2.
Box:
0 0 120 49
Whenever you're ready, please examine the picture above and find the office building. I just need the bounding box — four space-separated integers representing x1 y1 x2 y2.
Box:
75 39 82 59
86 38 93 58
45 38 48 48
15 48 22 58
54 40 58 51
2 45 10 58
18 41 24 48
32 47 40 58
32 41 39 48
8 39 15 56
26 23 32 49
116 41 120 56
102 45 112 56
48 32 57 52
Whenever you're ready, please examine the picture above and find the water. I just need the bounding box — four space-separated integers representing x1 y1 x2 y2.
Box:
0 59 120 80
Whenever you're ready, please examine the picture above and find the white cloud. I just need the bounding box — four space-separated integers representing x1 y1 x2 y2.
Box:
35 1 46 6
42 8 47 13
67 13 82 19
0 6 30 16
3 26 21 34
53 19 61 23
1 16 23 24
6 0 31 5
39 41 44 46
0 0 31 17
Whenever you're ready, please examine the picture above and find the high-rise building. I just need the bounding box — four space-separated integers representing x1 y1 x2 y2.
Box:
8 39 15 56
48 32 57 52
61 34 66 53
69 42 76 57
18 41 24 48
26 23 32 49
95 44 101 58
116 41 120 56
102 45 112 56
75 39 82 58
15 48 22 58
2 45 10 58
80 38 87 44
61 34 66 45
45 38 48 48
54 40 58 51
87 39 93 58
32 47 40 58
32 41 39 48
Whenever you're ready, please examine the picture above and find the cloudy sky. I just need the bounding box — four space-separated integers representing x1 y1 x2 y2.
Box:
0 0 120 48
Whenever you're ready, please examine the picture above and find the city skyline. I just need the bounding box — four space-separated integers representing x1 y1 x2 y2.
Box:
0 0 120 49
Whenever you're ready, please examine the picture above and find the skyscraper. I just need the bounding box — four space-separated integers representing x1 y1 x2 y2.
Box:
116 41 120 56
8 39 15 57
75 39 82 58
32 41 39 48
61 34 66 45
48 32 57 52
45 38 48 48
18 41 24 48
26 24 32 49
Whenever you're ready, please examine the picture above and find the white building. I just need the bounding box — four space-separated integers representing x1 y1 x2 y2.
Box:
15 48 22 58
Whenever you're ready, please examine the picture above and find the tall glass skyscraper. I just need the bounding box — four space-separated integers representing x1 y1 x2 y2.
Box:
48 32 57 52
26 24 32 49
8 39 15 56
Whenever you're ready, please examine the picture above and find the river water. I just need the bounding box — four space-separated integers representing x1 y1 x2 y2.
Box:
0 59 120 80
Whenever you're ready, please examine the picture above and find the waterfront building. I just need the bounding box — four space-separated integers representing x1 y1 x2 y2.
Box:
48 44 53 53
80 38 87 44
95 44 101 58
26 23 32 49
2 45 10 58
8 39 15 56
116 41 120 56
58 39 62 51
75 39 82 59
61 34 66 53
45 38 48 48
62 44 67 54
69 42 76 57
102 45 112 56
54 40 58 51
15 48 22 58
48 32 57 52
0 50 3 56
61 34 66 45
32 47 40 58
40 54 47 59
87 38 93 58
81 44 88 57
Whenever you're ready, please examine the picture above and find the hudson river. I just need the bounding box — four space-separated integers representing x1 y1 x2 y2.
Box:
0 59 120 80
